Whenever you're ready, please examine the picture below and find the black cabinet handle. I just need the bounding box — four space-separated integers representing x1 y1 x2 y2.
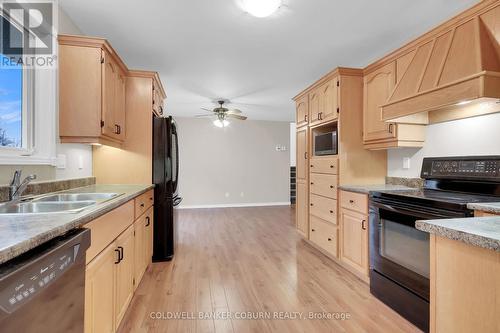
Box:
330 185 334 189
311 229 315 232
114 124 121 135
304 114 308 122
349 200 355 204
310 182 314 185
145 216 150 227
140 203 145 208
328 238 332 242
118 246 124 261
114 249 121 264
304 152 308 160
362 220 367 230
389 123 394 134
330 165 334 168
310 203 314 206
329 210 334 214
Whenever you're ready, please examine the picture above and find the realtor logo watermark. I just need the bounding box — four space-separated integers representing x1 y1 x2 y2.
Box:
1 0 57 69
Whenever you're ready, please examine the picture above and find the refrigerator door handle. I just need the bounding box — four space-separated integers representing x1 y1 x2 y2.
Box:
173 197 183 207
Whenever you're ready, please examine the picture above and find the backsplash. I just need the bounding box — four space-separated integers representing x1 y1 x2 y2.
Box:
0 177 96 202
386 177 424 188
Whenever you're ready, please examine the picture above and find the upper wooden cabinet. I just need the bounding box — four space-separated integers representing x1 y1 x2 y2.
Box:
59 35 128 147
308 77 339 126
152 74 166 117
295 94 309 128
363 61 426 149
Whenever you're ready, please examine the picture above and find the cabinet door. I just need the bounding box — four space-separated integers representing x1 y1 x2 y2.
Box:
296 127 308 181
309 88 321 125
133 217 145 290
114 225 135 328
296 180 309 237
144 208 154 267
114 69 126 141
101 50 117 139
319 78 338 123
340 209 368 277
363 62 397 142
85 243 117 333
295 94 309 127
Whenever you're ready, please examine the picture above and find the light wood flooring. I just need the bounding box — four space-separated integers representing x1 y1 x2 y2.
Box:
118 206 420 333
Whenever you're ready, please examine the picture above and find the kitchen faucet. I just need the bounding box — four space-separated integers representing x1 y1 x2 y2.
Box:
9 170 37 201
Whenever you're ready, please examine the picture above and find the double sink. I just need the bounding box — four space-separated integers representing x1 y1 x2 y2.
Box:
0 192 123 215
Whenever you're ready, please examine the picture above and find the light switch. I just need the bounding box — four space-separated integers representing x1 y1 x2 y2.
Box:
403 157 411 169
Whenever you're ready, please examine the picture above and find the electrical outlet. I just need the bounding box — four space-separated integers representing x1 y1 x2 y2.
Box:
56 154 66 169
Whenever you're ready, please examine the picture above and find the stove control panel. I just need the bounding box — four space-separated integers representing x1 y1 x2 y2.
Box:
422 157 500 180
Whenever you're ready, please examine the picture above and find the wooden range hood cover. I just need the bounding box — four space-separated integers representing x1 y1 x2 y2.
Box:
381 12 500 123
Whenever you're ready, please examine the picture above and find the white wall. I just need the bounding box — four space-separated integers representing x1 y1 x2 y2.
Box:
55 7 93 180
175 117 290 208
388 113 500 178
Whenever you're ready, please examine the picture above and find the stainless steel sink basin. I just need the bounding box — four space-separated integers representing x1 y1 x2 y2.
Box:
33 192 121 203
0 201 96 215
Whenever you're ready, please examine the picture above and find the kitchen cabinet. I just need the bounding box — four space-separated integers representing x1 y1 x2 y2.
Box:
134 207 154 288
308 78 339 126
340 207 368 279
85 242 116 333
296 127 308 182
295 94 309 128
152 76 166 117
310 215 338 258
59 35 128 148
363 62 425 149
114 225 135 328
296 180 309 237
84 193 154 333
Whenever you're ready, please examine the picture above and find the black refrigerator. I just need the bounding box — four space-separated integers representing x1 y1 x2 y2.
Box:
152 115 182 262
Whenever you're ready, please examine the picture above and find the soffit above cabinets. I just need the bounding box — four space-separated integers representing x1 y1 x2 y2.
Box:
380 3 500 124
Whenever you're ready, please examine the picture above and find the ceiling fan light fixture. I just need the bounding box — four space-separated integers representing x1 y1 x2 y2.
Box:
213 119 230 128
240 0 282 18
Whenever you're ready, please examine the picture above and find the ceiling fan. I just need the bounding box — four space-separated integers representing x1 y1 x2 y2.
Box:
196 100 248 128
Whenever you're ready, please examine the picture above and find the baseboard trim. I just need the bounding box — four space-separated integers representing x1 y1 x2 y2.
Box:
178 202 291 209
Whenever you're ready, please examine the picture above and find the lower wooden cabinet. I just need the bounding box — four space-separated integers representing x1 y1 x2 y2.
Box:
310 216 338 258
85 197 154 333
340 207 369 279
85 241 116 333
114 225 135 328
296 179 309 237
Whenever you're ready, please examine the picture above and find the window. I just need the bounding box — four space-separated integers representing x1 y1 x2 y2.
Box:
0 13 35 159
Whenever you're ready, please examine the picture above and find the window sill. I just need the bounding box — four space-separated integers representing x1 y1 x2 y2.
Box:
0 155 56 165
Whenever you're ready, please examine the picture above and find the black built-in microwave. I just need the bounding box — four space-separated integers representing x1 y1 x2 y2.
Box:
314 131 337 156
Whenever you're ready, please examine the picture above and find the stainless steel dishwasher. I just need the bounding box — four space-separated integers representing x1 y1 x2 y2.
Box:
0 228 90 332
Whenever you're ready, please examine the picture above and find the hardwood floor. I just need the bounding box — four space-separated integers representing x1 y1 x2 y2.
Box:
118 206 420 333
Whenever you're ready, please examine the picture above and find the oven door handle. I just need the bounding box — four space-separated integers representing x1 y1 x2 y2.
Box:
371 201 452 219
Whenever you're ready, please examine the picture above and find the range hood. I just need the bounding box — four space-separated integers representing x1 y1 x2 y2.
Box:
381 12 500 124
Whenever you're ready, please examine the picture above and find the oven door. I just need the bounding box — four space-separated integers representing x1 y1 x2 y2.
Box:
369 199 463 301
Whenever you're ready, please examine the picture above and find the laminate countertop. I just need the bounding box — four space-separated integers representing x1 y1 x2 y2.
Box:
416 216 500 252
0 184 153 265
467 202 500 214
338 184 419 195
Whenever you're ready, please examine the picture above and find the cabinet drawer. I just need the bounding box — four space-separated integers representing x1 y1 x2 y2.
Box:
340 191 368 215
310 194 337 225
135 189 154 219
310 173 337 199
85 200 135 264
310 157 338 174
310 216 338 258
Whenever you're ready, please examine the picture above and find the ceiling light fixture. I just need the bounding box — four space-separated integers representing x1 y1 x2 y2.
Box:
239 0 282 18
213 119 230 128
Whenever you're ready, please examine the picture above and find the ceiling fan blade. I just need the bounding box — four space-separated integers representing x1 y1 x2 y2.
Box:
200 107 214 112
195 114 215 118
227 109 242 114
226 114 247 120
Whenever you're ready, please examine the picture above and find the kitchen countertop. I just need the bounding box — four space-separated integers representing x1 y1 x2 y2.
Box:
467 202 500 214
0 184 154 265
338 184 419 195
416 216 500 252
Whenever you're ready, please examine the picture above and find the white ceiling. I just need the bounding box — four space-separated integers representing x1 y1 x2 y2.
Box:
60 0 479 121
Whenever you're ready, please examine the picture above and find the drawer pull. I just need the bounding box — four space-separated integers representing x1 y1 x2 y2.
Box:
330 165 334 168
149 197 153 201
362 220 367 230
328 238 332 242
140 203 145 208
310 182 314 185
329 210 333 214
349 199 355 204
310 203 314 206
330 185 334 189
311 229 316 232
310 164 314 168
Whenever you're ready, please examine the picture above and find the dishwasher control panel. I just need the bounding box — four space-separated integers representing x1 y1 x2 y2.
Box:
0 244 80 314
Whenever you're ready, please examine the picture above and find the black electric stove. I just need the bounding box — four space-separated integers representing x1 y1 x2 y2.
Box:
369 156 500 332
